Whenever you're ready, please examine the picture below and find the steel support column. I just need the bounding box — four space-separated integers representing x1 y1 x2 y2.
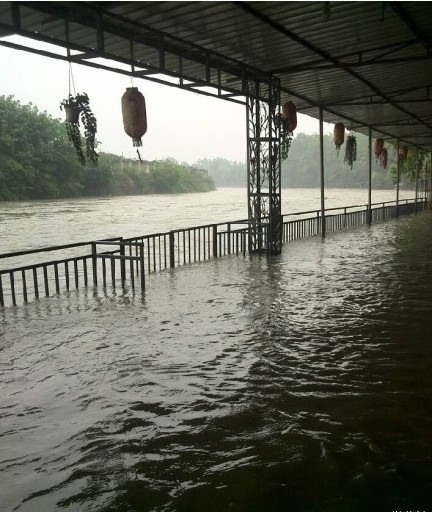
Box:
430 152 432 209
246 78 282 255
415 147 419 214
396 140 400 218
319 107 326 237
368 127 372 225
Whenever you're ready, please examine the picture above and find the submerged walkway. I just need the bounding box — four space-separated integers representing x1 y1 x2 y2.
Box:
1 211 432 511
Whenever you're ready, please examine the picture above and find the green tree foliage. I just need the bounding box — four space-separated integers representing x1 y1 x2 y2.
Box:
0 95 215 200
195 157 247 187
197 134 421 189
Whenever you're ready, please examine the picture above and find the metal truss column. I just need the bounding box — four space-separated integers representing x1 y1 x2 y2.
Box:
246 78 282 255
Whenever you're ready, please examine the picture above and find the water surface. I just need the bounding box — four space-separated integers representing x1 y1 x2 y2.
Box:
1 201 431 511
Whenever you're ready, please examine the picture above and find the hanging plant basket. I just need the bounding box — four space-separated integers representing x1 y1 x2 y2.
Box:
278 101 297 161
60 93 98 166
344 135 357 169
379 148 388 169
64 104 80 124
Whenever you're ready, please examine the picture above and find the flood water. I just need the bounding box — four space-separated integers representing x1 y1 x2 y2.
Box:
1 188 431 511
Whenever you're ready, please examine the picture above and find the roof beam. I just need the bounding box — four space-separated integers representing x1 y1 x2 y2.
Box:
389 2 432 55
324 99 432 107
268 38 419 75
271 55 431 75
321 84 432 108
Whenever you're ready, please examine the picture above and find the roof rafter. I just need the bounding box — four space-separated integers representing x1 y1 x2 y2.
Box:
271 55 431 75
234 1 432 137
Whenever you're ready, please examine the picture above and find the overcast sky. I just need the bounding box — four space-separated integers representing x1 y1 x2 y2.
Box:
0 35 328 165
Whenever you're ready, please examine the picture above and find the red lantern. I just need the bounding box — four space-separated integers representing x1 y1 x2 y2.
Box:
380 148 388 169
121 87 147 147
399 146 408 161
281 101 297 133
374 138 384 157
334 122 345 149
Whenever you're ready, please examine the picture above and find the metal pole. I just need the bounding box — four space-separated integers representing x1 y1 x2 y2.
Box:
119 237 126 283
139 243 145 290
169 231 175 268
430 151 432 209
368 127 372 225
396 140 400 218
212 225 218 258
91 242 98 285
319 106 325 237
415 147 419 215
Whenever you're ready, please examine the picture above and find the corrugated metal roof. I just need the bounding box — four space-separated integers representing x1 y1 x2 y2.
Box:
0 1 431 150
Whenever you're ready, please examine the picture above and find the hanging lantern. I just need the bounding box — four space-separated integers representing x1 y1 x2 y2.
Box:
399 145 408 161
379 148 388 169
121 87 147 147
281 101 297 133
334 122 345 150
374 138 384 157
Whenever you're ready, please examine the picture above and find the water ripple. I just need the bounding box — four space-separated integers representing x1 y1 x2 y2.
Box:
1 213 432 511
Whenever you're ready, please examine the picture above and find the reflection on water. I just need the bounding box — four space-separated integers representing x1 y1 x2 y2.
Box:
1 210 431 511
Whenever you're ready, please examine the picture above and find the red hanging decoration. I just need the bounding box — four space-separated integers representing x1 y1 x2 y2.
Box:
399 146 408 161
121 87 147 147
374 138 384 157
334 122 345 150
281 101 297 133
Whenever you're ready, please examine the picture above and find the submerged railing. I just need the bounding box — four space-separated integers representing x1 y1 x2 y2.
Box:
0 198 426 307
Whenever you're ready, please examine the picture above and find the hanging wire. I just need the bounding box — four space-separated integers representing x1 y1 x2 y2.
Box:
68 61 76 96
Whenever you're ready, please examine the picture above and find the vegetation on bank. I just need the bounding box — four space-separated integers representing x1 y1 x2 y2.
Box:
1 95 425 201
198 133 423 189
0 95 215 201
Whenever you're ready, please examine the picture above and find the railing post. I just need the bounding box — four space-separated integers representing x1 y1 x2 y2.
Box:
91 242 98 286
212 225 218 258
227 223 231 254
0 275 4 308
169 231 175 268
139 243 145 290
119 237 126 283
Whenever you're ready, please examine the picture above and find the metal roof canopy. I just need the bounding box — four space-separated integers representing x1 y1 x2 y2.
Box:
1 1 432 151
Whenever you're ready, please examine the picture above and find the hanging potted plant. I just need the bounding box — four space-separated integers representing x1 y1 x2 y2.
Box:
60 92 98 166
344 135 357 169
278 101 297 160
379 148 388 169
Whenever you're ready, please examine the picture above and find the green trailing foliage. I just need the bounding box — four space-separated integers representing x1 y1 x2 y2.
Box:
60 93 98 166
0 95 215 200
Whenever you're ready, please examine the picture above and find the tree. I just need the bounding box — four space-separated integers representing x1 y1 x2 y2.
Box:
0 96 216 200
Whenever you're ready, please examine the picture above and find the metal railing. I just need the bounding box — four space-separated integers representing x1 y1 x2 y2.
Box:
0 198 426 307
